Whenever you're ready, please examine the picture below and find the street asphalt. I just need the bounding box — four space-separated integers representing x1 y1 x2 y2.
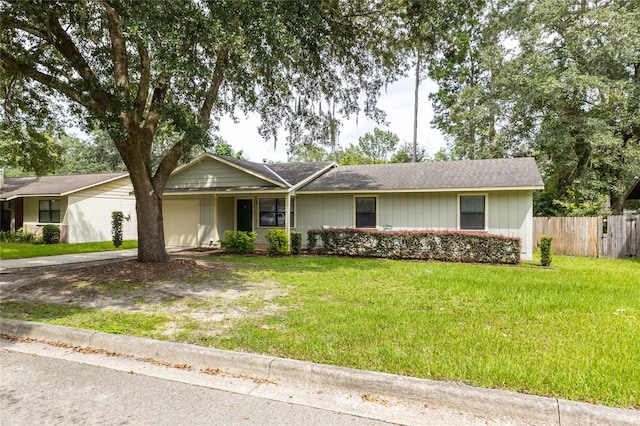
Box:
1 250 638 425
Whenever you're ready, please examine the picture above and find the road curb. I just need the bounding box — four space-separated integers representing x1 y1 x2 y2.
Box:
1 318 638 425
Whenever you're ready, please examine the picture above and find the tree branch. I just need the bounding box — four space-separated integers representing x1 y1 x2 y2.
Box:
135 41 150 116
0 48 88 108
198 48 229 127
140 75 170 157
102 0 129 95
152 143 183 196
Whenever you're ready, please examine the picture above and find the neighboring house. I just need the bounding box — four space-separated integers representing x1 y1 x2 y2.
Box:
626 178 640 201
0 172 136 243
0 155 544 260
162 154 544 260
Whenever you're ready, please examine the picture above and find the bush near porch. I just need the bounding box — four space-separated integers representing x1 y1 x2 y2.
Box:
307 228 521 264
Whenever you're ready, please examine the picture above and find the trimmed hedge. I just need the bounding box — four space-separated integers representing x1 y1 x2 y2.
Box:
307 228 521 264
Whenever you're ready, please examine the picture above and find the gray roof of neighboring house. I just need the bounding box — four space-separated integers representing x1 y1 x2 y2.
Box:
299 157 544 192
0 172 128 200
215 155 335 187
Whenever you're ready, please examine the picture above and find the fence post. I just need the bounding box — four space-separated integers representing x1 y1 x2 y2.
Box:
597 216 603 258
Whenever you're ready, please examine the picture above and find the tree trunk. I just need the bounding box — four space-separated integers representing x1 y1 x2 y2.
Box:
131 173 169 262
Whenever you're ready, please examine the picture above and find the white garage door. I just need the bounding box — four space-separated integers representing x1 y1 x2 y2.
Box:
163 200 199 247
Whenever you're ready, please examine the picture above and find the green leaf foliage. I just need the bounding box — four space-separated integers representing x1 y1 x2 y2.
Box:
429 0 640 215
220 231 256 255
265 229 289 256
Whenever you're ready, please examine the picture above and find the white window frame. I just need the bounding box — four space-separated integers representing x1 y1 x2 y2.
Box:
354 195 378 228
457 193 488 232
257 196 296 228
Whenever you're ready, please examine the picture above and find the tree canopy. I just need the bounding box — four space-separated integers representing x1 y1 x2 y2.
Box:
429 0 640 215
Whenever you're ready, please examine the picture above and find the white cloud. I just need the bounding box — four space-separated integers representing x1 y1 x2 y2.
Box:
217 76 446 163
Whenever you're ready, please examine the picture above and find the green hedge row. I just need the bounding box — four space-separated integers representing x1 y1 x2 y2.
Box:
307 228 521 264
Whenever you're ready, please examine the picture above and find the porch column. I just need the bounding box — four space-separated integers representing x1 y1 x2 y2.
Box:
212 194 219 246
285 192 291 252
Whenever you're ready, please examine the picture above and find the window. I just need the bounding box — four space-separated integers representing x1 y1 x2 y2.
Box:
459 195 485 230
355 196 376 228
39 200 61 223
259 198 294 227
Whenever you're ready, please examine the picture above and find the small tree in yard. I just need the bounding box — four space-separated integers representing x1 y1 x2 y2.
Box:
111 211 124 248
0 1 439 262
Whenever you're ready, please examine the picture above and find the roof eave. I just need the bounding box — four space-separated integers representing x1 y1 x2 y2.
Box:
297 185 545 195
60 173 129 196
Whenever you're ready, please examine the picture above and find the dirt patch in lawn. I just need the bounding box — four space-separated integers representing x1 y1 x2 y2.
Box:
0 256 287 337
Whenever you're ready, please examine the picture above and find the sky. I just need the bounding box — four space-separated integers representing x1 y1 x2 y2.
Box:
217 76 447 163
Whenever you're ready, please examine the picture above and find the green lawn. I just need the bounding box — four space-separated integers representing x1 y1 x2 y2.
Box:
0 240 137 259
1 254 638 408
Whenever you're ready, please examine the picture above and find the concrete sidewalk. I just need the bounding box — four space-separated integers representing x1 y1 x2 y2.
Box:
0 249 139 270
0 318 637 426
0 247 188 271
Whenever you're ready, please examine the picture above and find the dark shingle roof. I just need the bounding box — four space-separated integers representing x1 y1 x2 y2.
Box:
214 155 334 187
626 178 640 200
0 172 128 200
299 157 544 192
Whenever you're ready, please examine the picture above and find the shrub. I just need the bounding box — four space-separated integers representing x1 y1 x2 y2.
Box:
307 231 318 251
265 229 289 255
290 231 302 255
539 235 553 267
220 230 256 254
307 228 521 264
2 228 38 244
111 211 124 248
42 224 61 244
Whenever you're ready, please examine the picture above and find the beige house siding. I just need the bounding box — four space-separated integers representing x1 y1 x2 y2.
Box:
22 197 69 240
166 157 270 190
20 177 137 243
65 177 137 243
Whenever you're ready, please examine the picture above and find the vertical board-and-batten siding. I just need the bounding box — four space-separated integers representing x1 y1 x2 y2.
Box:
377 193 457 229
166 157 271 189
66 177 137 243
488 191 534 260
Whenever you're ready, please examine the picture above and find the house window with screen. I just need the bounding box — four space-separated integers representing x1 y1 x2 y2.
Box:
259 198 294 227
39 200 61 223
355 196 376 228
459 195 485 230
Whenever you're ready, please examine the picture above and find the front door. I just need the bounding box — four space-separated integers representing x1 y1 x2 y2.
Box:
236 199 253 232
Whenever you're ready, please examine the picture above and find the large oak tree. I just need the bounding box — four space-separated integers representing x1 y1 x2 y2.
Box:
1 0 416 261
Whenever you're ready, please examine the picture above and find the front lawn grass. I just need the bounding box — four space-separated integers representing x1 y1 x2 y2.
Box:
1 254 638 408
197 255 640 408
0 240 138 260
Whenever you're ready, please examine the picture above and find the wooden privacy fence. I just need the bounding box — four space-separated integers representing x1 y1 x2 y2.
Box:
533 215 639 258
